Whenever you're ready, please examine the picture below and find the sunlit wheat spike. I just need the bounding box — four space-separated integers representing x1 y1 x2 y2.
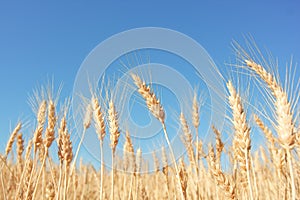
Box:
227 81 251 161
208 144 236 199
25 139 33 160
123 130 135 172
57 116 65 164
178 158 188 200
33 100 47 153
245 60 295 149
180 112 195 165
92 96 106 141
192 93 200 128
62 129 73 166
131 73 165 123
212 125 224 170
108 100 120 154
58 114 73 166
136 148 142 174
17 133 24 164
253 115 275 146
227 80 253 198
37 100 47 126
5 122 22 158
83 103 92 130
44 100 57 149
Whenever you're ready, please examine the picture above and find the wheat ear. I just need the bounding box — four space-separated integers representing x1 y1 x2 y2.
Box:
245 60 296 199
178 158 188 200
15 139 33 198
245 60 295 148
91 96 106 200
32 99 57 200
207 145 236 199
131 74 165 123
16 133 24 173
227 81 253 199
5 122 22 159
192 93 200 162
108 100 120 200
212 125 224 170
57 112 73 200
253 115 277 163
33 100 47 154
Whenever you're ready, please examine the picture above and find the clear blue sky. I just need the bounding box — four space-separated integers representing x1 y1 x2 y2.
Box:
0 1 299 166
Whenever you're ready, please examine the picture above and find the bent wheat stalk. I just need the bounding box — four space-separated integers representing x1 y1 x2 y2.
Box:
131 73 185 200
245 60 296 200
70 103 92 179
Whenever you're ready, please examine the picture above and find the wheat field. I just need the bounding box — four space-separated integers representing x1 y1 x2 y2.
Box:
0 45 299 200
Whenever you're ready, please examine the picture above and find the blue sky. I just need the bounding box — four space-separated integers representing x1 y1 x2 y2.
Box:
0 1 299 166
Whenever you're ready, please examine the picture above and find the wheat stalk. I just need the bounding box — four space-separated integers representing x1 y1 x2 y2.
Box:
91 96 106 200
245 60 296 199
123 131 135 200
227 80 253 199
108 100 120 200
71 103 92 181
245 60 295 149
32 99 57 200
131 73 185 200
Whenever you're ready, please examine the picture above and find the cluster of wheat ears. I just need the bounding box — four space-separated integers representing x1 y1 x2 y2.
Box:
0 45 299 200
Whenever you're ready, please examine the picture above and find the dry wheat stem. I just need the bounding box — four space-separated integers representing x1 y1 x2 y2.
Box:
162 123 186 200
70 103 92 180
